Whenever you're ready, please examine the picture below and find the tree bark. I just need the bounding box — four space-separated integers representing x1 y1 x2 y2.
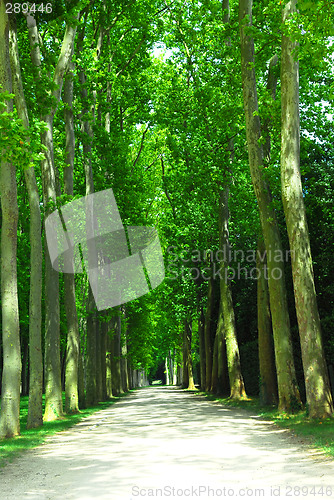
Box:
182 320 195 390
106 326 113 398
257 239 278 406
78 335 86 408
111 312 122 396
100 315 108 401
204 276 214 391
239 0 301 412
256 54 279 407
85 302 97 405
211 333 219 393
198 307 206 390
21 340 28 396
95 320 103 402
0 1 21 438
281 0 333 419
121 335 129 393
216 301 229 396
182 322 189 389
63 60 80 414
42 115 63 420
219 187 247 399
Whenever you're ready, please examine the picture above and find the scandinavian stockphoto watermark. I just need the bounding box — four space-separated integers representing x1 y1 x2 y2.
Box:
45 188 165 310
166 246 294 282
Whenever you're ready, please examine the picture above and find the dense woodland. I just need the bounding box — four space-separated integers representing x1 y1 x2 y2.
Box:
0 0 334 439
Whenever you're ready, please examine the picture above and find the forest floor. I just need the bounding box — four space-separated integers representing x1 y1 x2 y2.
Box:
1 386 334 500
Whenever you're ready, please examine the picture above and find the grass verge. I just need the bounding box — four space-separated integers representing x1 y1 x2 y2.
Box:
0 392 124 467
197 391 334 458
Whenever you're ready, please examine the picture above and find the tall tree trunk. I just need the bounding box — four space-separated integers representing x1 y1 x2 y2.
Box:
127 349 133 390
257 239 278 406
63 60 80 414
64 269 80 412
95 320 103 402
100 315 107 401
220 0 246 400
115 314 123 394
8 12 43 429
257 53 279 407
111 312 122 396
186 321 196 390
27 11 78 421
85 303 97 406
42 115 63 420
211 333 219 393
204 276 214 391
198 307 206 390
182 320 195 390
78 290 86 408
77 24 100 407
106 326 113 398
165 357 170 385
0 2 21 437
239 0 301 412
281 0 333 419
78 335 86 408
182 323 189 389
216 302 229 396
121 335 129 393
21 340 29 396
219 187 247 399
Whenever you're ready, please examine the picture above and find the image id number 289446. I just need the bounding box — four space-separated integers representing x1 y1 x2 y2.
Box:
6 3 52 14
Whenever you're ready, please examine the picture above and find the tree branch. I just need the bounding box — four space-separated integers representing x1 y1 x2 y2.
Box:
132 125 149 171
161 157 177 220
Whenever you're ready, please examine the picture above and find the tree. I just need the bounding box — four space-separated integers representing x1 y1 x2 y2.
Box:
239 0 301 412
280 0 333 419
204 276 215 391
182 319 196 390
62 54 80 414
0 0 21 438
8 12 43 429
26 7 79 421
219 186 247 399
257 239 277 405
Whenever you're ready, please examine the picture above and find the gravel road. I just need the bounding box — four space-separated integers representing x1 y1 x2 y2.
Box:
0 386 333 500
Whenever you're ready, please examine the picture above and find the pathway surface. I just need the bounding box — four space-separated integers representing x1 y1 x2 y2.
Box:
1 387 334 499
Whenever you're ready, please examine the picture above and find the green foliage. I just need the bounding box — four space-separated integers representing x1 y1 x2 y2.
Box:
0 89 47 168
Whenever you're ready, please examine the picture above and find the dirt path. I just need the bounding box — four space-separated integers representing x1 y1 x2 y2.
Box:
1 387 334 499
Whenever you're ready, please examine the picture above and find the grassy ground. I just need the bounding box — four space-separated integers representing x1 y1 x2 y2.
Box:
197 391 334 458
0 393 122 467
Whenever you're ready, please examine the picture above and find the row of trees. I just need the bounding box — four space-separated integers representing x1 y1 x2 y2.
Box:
151 0 334 420
0 0 158 438
0 0 334 441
